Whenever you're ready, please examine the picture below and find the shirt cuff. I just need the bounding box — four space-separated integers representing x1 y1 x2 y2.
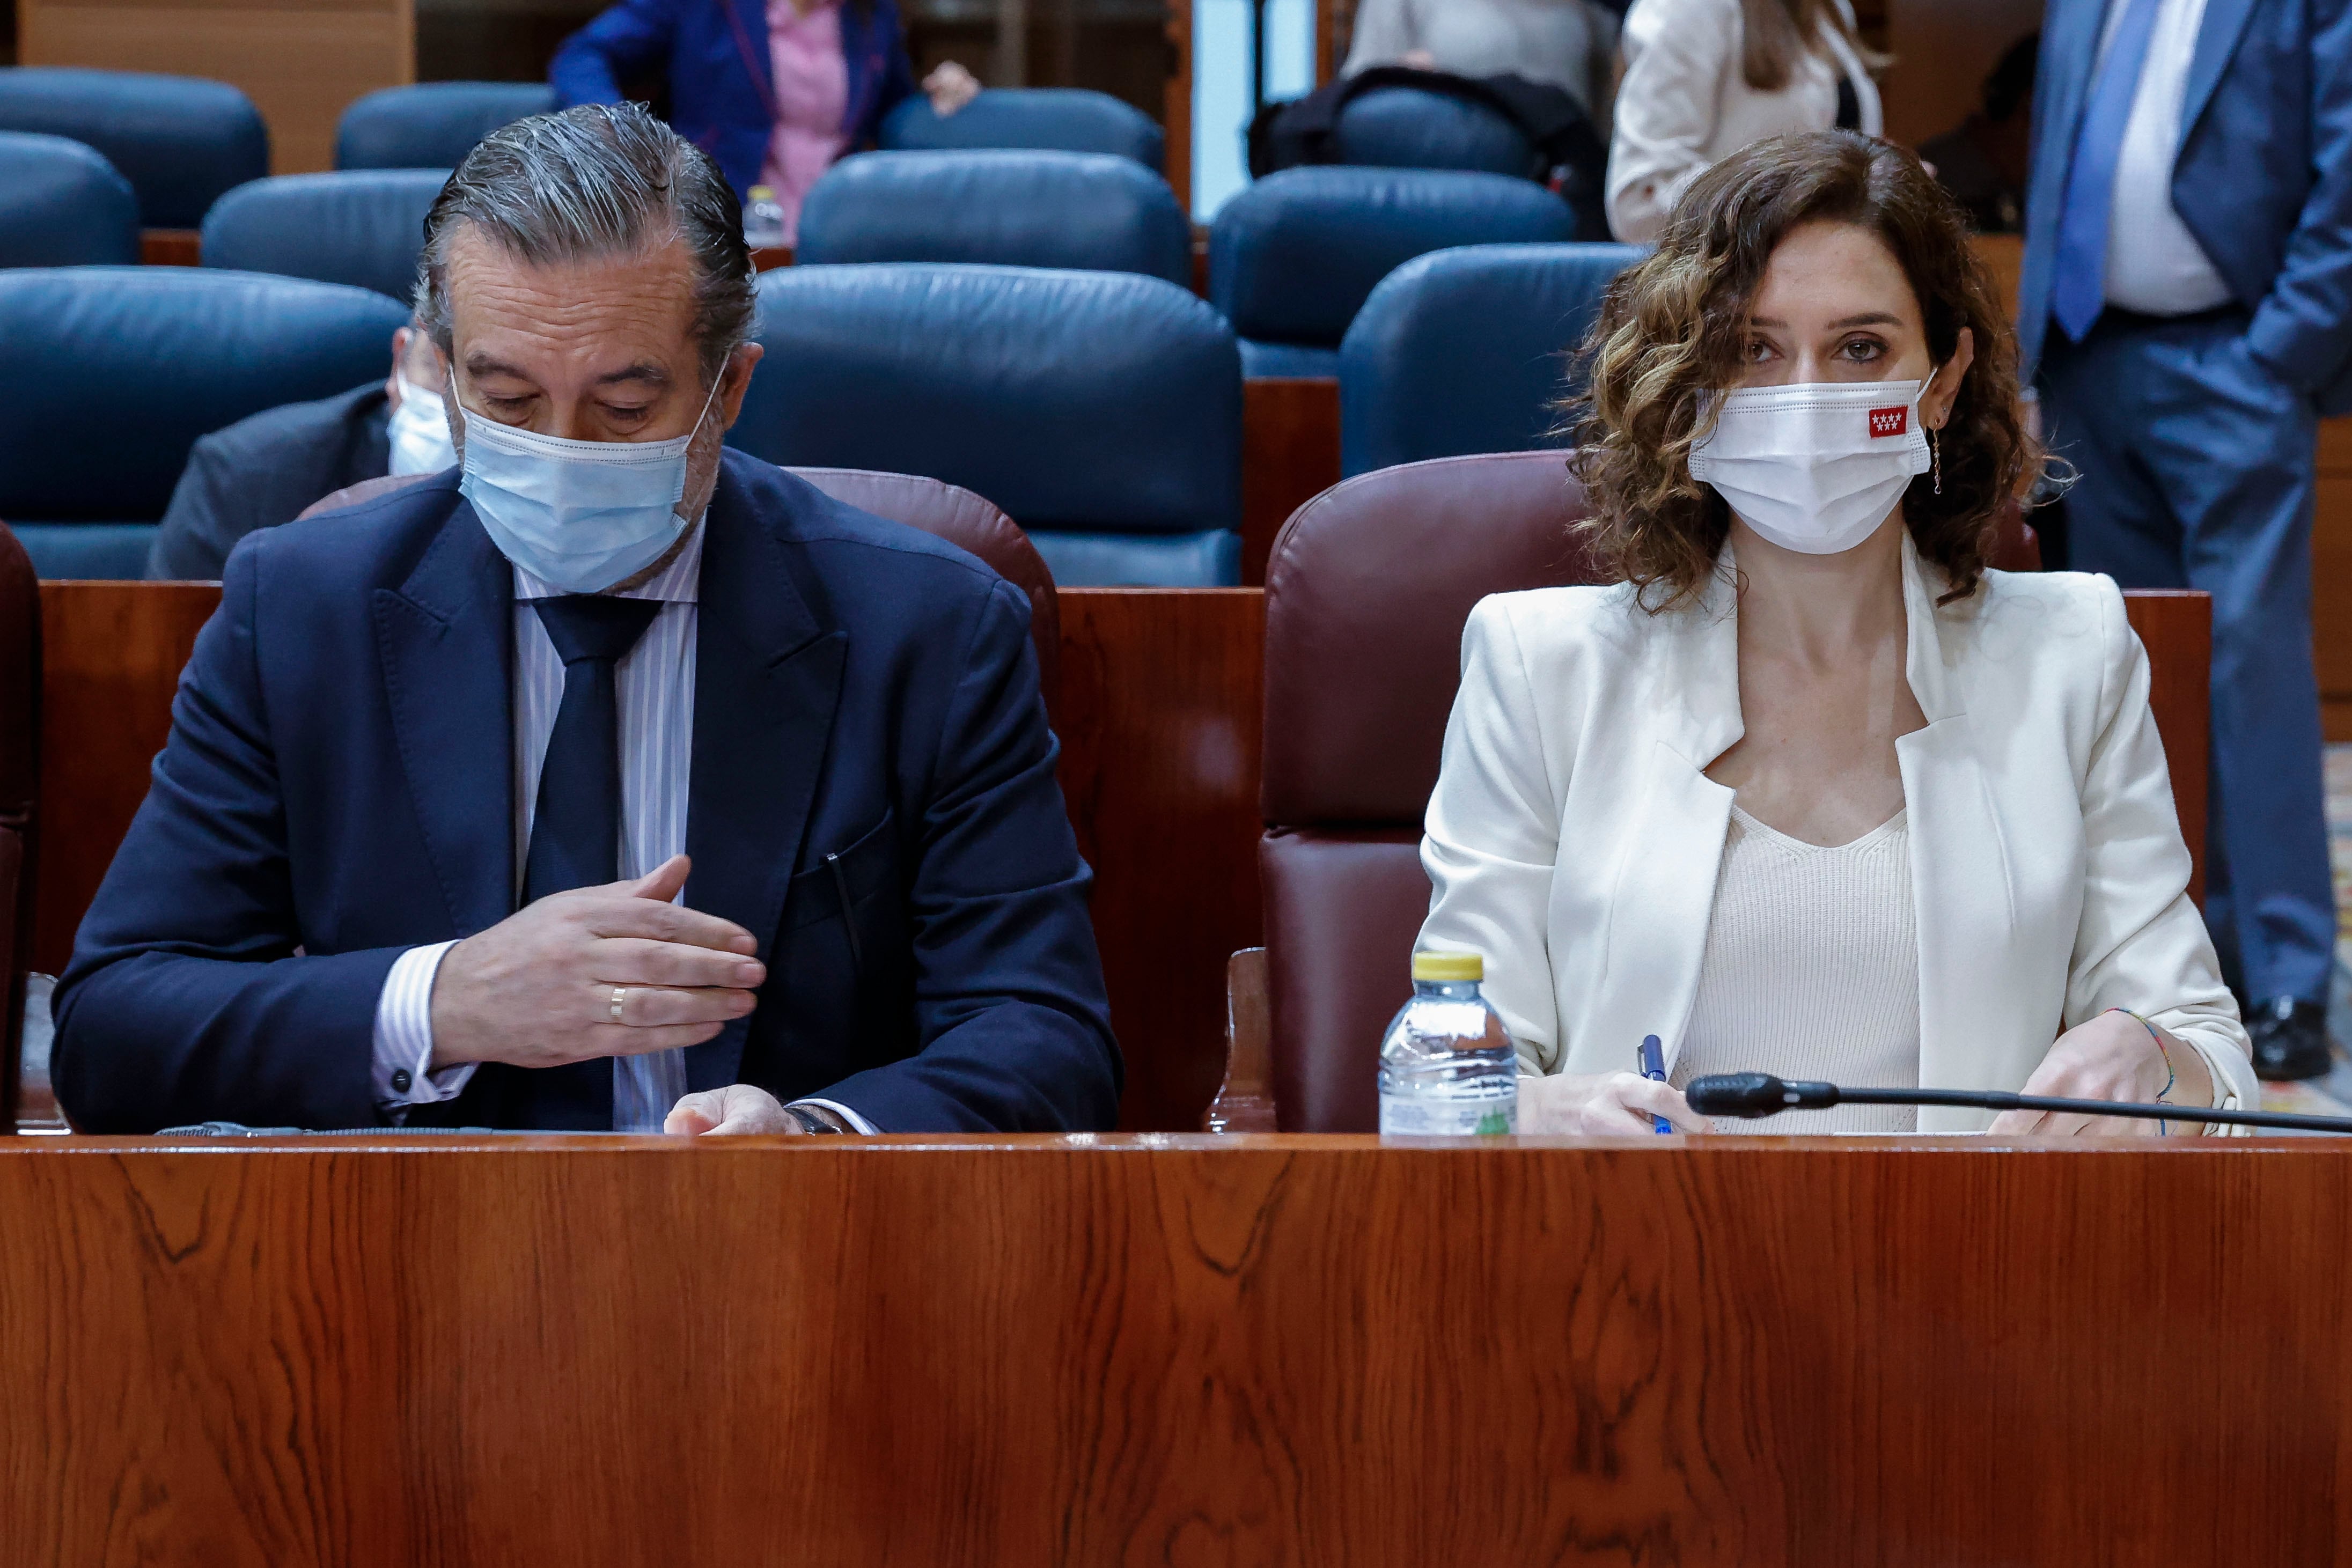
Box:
790 1096 880 1135
371 940 477 1117
2180 1036 2251 1137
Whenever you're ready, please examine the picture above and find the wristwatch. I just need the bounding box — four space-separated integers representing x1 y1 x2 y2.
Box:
784 1103 850 1135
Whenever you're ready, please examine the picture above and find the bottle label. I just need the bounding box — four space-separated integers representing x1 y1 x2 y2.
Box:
1379 1093 1517 1138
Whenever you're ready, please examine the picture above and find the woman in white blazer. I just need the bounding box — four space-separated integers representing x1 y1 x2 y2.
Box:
1606 0 1879 244
1417 130 2256 1135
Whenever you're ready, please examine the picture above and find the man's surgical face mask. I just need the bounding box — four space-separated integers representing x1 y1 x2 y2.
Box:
454 373 721 594
1687 375 1935 555
387 376 457 477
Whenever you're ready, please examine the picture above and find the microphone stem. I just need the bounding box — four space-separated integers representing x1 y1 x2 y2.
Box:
1835 1085 2352 1135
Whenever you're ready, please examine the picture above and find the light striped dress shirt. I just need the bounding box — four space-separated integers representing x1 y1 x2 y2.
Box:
2096 0 2233 316
369 526 872 1133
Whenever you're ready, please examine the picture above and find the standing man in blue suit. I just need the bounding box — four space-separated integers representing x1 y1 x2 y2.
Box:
2019 0 2352 1078
52 104 1120 1136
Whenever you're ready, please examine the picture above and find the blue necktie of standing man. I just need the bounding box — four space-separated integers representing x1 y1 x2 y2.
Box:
2049 0 2165 342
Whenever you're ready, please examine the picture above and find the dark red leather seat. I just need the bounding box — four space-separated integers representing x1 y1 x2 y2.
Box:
0 522 40 1129
1260 450 1607 1131
298 465 1060 715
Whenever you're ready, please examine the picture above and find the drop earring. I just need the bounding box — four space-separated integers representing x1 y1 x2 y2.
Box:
1931 425 1943 496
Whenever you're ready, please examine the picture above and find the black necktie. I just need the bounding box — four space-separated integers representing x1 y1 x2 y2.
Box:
523 594 663 905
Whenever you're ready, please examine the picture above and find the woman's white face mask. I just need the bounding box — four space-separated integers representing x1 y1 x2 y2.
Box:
1686 373 1935 555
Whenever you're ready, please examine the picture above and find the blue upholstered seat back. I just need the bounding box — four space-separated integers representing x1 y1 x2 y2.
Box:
1339 242 1644 477
0 268 408 575
1329 87 1538 178
336 81 556 171
880 88 1164 173
1209 167 1575 376
200 170 449 303
797 151 1190 286
733 264 1242 584
0 131 138 267
0 67 266 229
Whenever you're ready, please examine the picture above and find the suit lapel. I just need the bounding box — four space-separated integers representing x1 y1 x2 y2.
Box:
682 465 846 1091
372 486 515 937
1599 556 1743 1072
1897 541 2017 1130
2179 0 2260 143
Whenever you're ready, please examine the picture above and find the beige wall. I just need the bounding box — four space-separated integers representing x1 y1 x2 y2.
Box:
1881 0 2041 149
20 0 415 175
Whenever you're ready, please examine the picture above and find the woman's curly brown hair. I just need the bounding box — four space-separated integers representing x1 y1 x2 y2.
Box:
1562 129 2038 610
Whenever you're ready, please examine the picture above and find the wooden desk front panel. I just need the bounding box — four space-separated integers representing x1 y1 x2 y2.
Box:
0 1136 2343 1563
20 0 415 175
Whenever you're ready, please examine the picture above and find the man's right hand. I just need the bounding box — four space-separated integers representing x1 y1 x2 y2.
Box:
428 854 763 1071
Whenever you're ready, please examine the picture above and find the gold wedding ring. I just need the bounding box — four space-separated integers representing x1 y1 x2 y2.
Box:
609 986 627 1025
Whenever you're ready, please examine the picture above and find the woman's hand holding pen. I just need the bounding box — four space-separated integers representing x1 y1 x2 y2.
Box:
1519 1072 1707 1135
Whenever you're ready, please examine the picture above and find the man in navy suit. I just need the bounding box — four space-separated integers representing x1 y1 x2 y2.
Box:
2019 0 2352 1079
52 103 1121 1136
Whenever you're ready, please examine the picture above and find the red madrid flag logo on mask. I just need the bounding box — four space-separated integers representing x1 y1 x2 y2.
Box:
1868 406 1908 438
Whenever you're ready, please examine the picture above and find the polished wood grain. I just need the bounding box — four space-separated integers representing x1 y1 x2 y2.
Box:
2124 591 2211 906
32 583 218 978
1056 589 1265 1130
2315 417 2352 741
1241 377 1340 587
0 1134 2344 1563
139 229 202 267
21 0 413 174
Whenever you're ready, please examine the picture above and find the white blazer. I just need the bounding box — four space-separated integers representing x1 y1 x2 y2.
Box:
1416 540 2258 1131
1606 0 1881 244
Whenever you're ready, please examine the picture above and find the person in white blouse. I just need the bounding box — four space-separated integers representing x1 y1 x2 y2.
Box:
1416 130 2257 1136
1606 0 1879 244
1342 0 1618 107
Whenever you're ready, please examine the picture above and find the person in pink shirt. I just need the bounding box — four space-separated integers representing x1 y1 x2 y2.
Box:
553 0 980 241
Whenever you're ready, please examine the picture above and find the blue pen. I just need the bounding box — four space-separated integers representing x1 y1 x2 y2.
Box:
1638 1034 1672 1134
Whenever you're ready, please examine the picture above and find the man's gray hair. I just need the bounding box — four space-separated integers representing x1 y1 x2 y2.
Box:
414 102 755 387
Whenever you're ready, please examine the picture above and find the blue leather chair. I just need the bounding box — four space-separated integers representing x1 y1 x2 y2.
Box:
336 82 557 170
201 170 448 303
1209 167 1575 378
881 88 1164 173
732 264 1243 586
1329 86 1538 179
0 132 138 267
0 268 409 578
0 68 266 229
1340 242 1643 476
797 151 1190 286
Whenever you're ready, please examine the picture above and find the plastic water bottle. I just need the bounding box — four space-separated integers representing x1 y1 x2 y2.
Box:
742 186 787 249
1378 951 1518 1137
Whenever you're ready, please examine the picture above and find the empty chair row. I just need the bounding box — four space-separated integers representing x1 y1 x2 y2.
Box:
0 65 1163 243
0 246 1638 581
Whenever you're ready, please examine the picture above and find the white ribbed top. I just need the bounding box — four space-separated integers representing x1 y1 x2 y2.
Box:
1672 805 1921 1133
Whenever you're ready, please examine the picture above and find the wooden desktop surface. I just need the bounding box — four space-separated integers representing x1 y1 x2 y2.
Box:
1 1133 2342 1563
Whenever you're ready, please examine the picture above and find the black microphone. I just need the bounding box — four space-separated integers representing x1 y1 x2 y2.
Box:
1684 1073 2352 1135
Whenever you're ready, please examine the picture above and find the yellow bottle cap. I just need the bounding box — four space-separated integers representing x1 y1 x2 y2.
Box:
1412 950 1483 983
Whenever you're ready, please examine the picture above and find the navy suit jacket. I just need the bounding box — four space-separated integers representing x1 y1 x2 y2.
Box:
53 451 1121 1135
146 381 391 581
2019 0 2352 411
549 0 916 202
